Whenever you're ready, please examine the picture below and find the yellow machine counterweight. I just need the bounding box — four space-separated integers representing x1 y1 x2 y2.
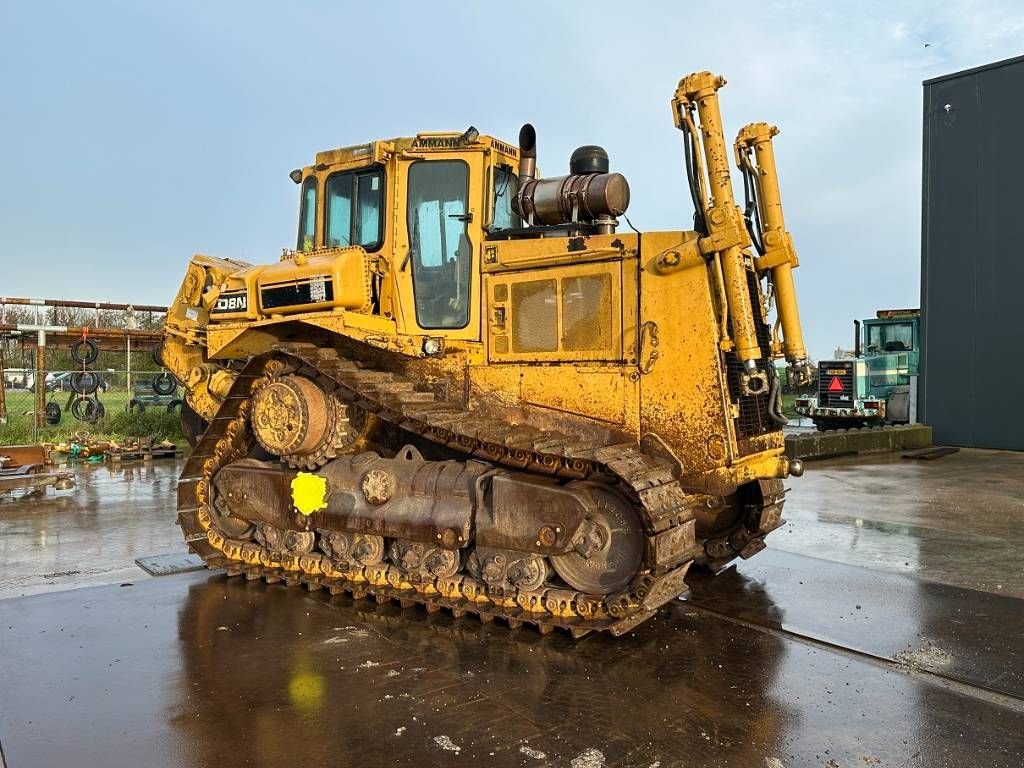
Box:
162 71 809 636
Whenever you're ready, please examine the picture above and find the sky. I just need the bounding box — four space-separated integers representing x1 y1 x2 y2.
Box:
1 0 1022 360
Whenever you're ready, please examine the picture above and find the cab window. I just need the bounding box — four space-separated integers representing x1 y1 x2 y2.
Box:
407 160 472 329
297 177 317 251
325 168 384 250
490 165 521 231
867 322 914 352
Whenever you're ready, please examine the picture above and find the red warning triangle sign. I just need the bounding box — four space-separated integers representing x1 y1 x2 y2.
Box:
827 376 845 392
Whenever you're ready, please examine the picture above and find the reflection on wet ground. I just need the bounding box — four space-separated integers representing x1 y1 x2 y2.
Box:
0 459 184 598
2 572 1023 768
688 549 1024 699
774 448 1024 597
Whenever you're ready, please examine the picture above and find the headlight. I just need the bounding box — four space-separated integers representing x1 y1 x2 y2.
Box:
422 337 442 356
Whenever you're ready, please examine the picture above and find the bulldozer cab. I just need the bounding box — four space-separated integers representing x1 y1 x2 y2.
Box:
290 132 522 342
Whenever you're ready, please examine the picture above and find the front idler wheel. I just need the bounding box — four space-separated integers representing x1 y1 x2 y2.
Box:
549 482 644 595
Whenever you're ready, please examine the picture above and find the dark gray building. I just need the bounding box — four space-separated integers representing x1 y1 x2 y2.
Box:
921 55 1024 450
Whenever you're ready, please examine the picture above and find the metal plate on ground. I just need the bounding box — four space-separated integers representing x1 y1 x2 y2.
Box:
134 552 208 576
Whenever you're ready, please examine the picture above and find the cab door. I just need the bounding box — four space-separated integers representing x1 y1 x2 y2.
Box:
396 154 484 341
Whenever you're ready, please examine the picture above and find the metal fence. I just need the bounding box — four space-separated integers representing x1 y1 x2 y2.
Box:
0 297 173 441
1 340 179 441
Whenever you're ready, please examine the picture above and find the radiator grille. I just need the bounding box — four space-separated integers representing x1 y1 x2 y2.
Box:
561 274 612 351
724 270 775 440
511 279 558 352
818 361 855 408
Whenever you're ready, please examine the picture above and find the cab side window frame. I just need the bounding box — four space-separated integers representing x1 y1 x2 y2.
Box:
487 163 521 233
296 176 318 251
323 166 386 252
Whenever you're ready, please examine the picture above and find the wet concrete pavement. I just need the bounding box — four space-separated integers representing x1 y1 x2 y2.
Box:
2 449 1024 766
3 570 1023 768
771 448 1024 598
0 459 185 598
688 549 1024 700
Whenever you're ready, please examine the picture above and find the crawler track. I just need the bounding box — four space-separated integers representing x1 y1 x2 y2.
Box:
177 343 784 636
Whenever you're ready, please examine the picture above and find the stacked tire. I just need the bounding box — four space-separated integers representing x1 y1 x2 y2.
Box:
69 339 103 424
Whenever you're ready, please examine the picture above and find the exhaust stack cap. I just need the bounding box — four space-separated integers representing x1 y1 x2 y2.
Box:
570 145 609 175
519 123 536 156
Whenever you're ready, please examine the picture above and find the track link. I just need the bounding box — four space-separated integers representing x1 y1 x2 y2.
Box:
176 343 780 635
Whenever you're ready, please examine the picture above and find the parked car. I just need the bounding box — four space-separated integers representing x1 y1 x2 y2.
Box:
44 371 110 393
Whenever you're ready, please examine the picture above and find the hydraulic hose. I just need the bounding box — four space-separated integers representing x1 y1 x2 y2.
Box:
681 116 707 235
740 160 765 255
767 372 788 427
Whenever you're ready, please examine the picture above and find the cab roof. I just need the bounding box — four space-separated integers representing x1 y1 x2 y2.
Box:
310 132 519 171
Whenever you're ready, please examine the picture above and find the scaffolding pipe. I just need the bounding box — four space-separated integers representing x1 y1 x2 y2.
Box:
17 308 68 431
0 324 161 348
35 332 45 430
0 297 167 313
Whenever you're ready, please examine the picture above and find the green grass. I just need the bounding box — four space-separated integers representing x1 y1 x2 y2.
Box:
0 386 184 446
781 393 799 419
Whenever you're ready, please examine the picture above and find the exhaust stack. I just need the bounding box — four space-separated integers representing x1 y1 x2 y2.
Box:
518 123 537 186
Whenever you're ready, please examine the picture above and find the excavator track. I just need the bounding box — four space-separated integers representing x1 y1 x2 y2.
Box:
177 343 783 636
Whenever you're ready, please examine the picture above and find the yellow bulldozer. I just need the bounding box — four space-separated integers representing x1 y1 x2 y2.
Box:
162 71 810 636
